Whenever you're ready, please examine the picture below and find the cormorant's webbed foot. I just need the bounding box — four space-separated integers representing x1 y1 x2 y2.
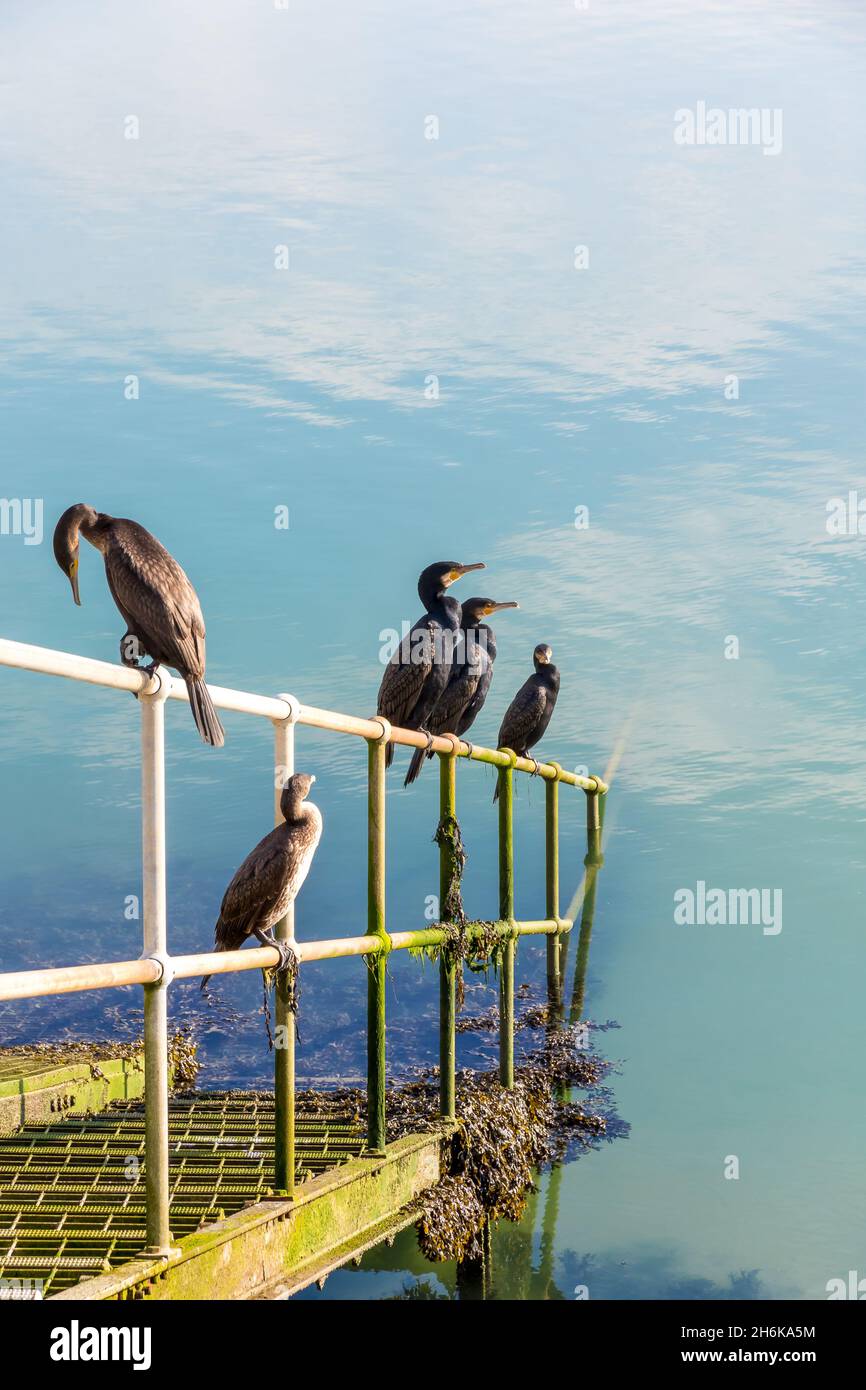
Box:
121 633 159 697
463 740 474 759
130 661 159 700
530 757 541 777
255 928 295 975
275 939 296 974
420 726 435 755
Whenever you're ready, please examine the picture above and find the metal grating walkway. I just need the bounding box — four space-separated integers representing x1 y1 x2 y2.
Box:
0 1092 366 1296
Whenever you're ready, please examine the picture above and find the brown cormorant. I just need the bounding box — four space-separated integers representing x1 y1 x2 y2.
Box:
52 503 225 746
494 644 560 798
201 773 322 990
403 597 519 785
376 560 485 767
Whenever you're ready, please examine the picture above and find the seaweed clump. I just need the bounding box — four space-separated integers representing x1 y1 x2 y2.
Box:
385 1022 618 1264
416 1072 553 1262
433 812 467 927
0 1029 199 1088
422 814 506 1006
168 1028 200 1088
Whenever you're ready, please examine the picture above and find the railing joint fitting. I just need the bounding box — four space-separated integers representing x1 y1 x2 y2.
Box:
275 692 301 725
368 715 392 745
141 951 175 987
138 668 170 703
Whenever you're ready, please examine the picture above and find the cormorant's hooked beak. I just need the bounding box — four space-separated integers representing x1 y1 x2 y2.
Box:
68 558 81 606
485 601 519 615
446 562 485 585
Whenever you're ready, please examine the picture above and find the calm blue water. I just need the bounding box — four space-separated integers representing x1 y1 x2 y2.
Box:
1 0 865 1301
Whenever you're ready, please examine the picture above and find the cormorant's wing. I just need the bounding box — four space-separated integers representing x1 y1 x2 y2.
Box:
216 825 289 946
104 522 207 678
433 650 484 734
376 619 438 728
497 677 548 754
457 655 493 736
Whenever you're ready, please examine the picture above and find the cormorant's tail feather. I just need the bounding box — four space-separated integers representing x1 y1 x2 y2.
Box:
404 747 425 787
493 781 499 803
384 737 394 768
200 940 225 993
187 677 225 747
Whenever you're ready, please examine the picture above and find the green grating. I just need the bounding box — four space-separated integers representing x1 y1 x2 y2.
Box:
0 1092 365 1296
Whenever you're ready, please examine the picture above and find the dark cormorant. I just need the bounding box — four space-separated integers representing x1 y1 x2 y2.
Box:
376 560 485 767
201 773 322 990
403 596 519 785
52 503 225 746
494 644 560 798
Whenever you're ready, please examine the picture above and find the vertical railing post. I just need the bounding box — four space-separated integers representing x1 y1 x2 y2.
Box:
438 748 457 1121
497 753 515 1089
545 763 562 1004
586 777 602 864
273 695 299 1197
140 672 173 1256
366 723 390 1155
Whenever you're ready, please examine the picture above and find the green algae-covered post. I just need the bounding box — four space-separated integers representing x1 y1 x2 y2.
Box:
438 747 458 1120
497 750 516 1089
545 762 562 1002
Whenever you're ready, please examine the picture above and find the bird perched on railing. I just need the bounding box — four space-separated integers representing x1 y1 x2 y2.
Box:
377 560 485 767
403 596 519 786
52 504 225 746
201 773 322 990
494 644 560 799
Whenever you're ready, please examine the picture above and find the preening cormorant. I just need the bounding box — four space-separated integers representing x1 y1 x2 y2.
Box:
52 503 225 747
201 773 322 990
494 643 560 798
376 560 485 767
403 597 519 786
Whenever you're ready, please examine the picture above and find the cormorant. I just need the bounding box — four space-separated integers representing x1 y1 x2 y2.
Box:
52 503 225 746
201 773 322 990
403 597 519 785
494 644 560 798
376 560 485 767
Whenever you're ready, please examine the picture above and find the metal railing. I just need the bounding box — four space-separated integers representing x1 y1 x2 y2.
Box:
0 636 608 1256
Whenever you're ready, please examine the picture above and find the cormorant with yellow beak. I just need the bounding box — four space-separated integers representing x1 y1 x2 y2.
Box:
403 596 519 785
377 560 485 767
